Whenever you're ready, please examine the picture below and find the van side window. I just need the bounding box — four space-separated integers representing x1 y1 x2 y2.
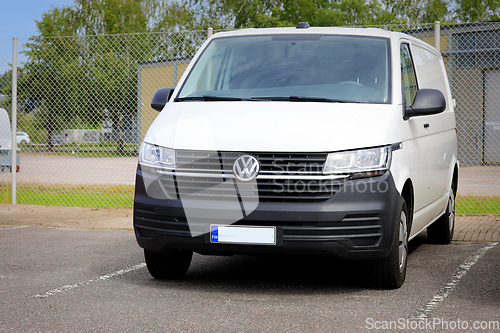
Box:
400 44 418 105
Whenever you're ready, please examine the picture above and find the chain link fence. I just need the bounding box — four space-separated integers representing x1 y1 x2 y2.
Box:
0 30 209 208
0 24 499 214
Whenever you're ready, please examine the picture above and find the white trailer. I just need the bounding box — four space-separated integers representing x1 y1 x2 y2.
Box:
0 108 20 173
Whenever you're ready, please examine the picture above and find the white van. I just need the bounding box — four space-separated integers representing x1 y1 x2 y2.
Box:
134 24 458 288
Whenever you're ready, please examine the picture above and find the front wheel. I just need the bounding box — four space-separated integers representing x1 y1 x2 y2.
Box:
144 249 192 279
427 190 455 244
375 197 409 289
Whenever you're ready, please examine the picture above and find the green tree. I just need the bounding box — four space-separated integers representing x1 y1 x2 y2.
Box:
191 0 399 28
421 0 450 23
454 0 500 22
382 0 449 24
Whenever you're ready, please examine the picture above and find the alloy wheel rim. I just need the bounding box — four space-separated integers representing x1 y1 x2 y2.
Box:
399 211 408 273
449 194 455 233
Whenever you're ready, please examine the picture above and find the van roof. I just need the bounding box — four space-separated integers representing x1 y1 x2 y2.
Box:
213 26 395 39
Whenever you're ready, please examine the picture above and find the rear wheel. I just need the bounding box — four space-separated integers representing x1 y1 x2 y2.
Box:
427 190 455 244
375 197 409 289
144 249 192 279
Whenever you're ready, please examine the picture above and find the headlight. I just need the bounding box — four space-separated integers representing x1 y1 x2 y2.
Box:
323 146 391 178
139 143 175 170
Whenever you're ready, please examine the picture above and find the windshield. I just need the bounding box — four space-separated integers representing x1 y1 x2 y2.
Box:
177 34 391 104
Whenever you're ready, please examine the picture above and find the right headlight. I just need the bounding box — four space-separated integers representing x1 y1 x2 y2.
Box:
323 146 391 179
139 143 175 170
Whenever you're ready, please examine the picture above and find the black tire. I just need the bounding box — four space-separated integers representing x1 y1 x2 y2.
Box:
20 140 26 145
427 190 455 244
375 197 409 289
144 249 192 279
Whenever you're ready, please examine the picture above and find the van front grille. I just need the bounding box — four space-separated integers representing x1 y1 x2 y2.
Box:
164 150 337 203
176 150 327 175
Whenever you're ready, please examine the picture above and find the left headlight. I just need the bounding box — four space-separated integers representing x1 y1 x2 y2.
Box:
323 146 391 178
139 143 175 170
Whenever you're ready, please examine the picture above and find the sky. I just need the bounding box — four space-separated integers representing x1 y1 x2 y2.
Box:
0 0 76 41
0 0 75 74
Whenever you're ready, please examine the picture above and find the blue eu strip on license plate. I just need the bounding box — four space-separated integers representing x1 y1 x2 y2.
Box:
211 226 219 243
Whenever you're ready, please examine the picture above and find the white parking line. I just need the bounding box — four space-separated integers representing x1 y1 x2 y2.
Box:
0 226 29 230
33 263 146 298
413 242 498 320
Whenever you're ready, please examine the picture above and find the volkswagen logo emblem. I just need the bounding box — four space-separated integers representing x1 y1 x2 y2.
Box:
233 155 260 181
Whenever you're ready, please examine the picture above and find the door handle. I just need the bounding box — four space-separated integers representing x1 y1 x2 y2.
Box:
424 123 430 129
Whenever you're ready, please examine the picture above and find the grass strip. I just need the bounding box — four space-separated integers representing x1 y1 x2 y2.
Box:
456 195 500 215
0 183 134 208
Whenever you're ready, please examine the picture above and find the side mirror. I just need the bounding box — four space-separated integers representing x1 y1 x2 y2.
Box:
151 88 174 111
404 89 446 120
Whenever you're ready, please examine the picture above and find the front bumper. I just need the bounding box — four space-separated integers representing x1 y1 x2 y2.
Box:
133 166 400 260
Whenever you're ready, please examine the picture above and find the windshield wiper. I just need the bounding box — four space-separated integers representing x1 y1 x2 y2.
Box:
175 95 352 103
175 95 251 102
251 96 349 103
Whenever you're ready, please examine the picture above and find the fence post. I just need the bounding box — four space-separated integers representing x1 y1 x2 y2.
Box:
11 37 17 204
207 27 213 39
434 21 440 52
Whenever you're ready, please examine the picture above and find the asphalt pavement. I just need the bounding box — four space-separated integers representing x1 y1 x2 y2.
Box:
0 154 137 185
0 204 498 332
0 226 498 332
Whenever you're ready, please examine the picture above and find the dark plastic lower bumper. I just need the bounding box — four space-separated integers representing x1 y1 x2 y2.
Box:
133 166 400 260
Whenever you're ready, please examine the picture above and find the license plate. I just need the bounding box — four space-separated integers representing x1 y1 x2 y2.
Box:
210 225 276 245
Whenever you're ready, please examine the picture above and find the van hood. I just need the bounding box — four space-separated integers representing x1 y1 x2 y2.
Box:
144 102 399 152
